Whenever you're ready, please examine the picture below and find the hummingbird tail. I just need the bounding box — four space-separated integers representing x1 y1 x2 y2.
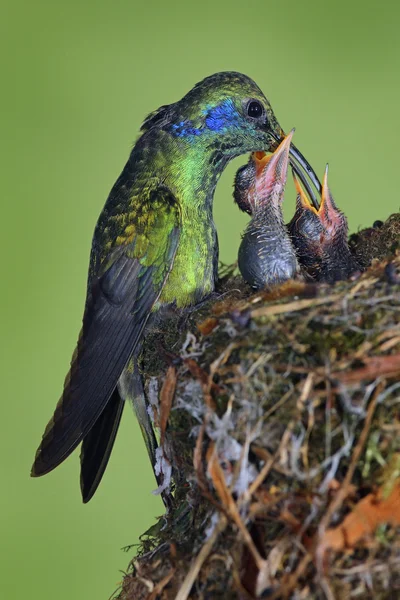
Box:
80 387 125 503
118 357 158 469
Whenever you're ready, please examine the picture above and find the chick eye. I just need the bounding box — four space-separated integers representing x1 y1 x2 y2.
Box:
247 100 263 119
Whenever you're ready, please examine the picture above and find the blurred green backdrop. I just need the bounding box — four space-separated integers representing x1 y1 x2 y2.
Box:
1 0 399 598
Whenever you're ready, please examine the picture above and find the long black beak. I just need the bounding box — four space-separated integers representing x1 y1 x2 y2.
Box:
271 133 322 210
290 143 321 210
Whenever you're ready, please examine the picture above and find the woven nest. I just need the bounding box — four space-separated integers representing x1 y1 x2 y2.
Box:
116 214 400 600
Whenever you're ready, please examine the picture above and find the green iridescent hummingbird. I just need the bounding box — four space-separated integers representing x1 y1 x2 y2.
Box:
31 72 321 502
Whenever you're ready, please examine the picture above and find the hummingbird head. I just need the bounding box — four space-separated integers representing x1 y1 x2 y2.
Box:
141 72 282 152
141 72 321 200
169 71 283 157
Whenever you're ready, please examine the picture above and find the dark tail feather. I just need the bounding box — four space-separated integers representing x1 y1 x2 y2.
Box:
80 387 124 503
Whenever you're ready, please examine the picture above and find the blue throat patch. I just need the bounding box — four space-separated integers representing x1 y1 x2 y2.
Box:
170 121 201 137
204 99 239 132
170 99 240 139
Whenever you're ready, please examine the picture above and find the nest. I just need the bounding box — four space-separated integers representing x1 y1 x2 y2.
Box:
116 214 400 600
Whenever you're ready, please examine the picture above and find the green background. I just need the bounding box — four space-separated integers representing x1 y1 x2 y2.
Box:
1 1 399 598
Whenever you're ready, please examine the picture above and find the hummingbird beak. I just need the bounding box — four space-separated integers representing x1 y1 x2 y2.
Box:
252 129 294 207
271 132 322 210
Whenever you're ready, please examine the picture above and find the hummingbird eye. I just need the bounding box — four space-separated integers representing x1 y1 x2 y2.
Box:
246 100 264 119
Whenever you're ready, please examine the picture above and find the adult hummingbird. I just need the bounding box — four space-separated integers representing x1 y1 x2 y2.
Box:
235 131 299 289
31 72 321 502
288 167 359 283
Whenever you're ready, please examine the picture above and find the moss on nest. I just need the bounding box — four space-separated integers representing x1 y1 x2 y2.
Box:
349 213 400 268
116 215 400 600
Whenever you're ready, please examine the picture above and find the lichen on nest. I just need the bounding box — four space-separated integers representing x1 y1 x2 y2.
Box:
116 214 400 600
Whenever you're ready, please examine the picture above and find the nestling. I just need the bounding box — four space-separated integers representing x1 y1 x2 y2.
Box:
234 131 299 290
288 167 360 283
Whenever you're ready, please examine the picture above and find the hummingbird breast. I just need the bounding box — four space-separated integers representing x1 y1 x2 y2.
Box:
158 212 217 307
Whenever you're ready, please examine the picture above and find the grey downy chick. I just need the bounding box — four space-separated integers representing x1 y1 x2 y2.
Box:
234 130 299 290
288 167 360 283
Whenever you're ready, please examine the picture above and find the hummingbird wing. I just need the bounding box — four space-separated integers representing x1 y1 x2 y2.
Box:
32 189 181 478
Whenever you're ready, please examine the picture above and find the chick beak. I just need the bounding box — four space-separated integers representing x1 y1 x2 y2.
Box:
319 165 346 235
270 132 322 210
292 171 319 215
252 129 294 208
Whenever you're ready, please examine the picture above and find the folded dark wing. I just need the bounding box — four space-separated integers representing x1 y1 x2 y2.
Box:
32 191 180 476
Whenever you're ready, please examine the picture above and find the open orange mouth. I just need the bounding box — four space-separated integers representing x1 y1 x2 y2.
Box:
293 165 344 232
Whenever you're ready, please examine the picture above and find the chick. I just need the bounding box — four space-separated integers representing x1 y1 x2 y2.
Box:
288 167 359 283
234 130 299 290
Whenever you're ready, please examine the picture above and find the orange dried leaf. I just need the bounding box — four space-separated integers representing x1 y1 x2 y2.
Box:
197 317 218 336
212 297 245 316
184 358 209 387
206 443 234 510
159 366 177 445
319 481 400 554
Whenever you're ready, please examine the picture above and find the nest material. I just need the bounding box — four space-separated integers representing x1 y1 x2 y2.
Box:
116 214 400 600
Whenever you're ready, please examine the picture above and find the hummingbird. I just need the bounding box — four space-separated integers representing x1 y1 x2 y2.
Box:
234 131 300 289
288 167 360 283
31 72 321 502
